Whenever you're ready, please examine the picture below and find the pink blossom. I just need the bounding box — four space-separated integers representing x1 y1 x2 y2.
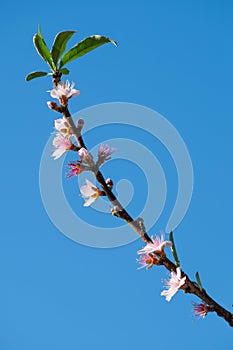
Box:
193 303 209 318
98 144 115 157
137 232 172 255
52 132 72 160
96 144 115 167
54 118 70 136
136 254 157 270
54 118 67 131
48 81 80 105
67 161 83 177
80 179 102 207
161 267 186 302
78 147 94 166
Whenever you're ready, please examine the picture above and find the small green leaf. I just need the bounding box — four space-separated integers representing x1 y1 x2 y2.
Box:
51 30 76 66
25 71 49 81
59 35 117 68
33 33 56 71
195 272 203 291
169 231 180 267
59 67 70 75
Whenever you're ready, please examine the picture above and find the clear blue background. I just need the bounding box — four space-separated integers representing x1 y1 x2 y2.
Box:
1 0 233 349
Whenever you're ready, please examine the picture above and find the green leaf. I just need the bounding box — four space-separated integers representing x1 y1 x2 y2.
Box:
25 71 49 81
169 231 180 267
59 35 117 68
59 67 70 75
195 272 203 291
51 30 76 66
38 24 42 38
33 33 56 71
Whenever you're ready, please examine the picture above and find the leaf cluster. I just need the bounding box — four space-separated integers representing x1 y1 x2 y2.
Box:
26 25 117 81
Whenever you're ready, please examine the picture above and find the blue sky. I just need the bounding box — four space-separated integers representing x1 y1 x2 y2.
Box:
1 0 233 349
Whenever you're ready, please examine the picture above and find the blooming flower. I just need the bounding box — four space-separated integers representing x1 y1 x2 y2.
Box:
54 118 71 137
161 267 186 302
136 253 157 269
80 179 103 207
66 161 83 177
137 232 172 256
52 132 72 160
97 144 115 166
48 81 80 105
193 303 209 318
78 147 94 166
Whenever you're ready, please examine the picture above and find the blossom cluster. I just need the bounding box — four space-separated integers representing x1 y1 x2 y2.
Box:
52 133 114 206
47 81 115 208
48 82 79 160
137 233 210 319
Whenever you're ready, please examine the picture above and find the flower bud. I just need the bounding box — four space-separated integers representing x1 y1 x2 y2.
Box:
47 101 60 112
78 147 94 166
105 178 113 190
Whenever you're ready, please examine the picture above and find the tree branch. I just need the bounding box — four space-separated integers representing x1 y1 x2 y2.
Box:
51 74 233 327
